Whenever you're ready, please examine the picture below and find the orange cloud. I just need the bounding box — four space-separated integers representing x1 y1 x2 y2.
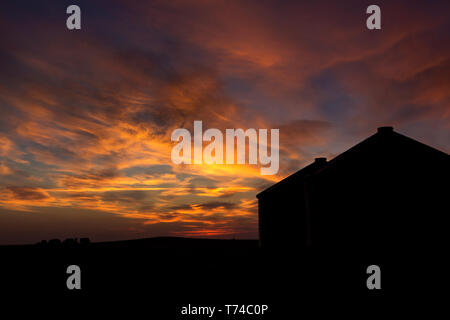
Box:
0 0 448 243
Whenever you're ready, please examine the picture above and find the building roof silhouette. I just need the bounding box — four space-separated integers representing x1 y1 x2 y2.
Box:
257 127 449 251
257 157 327 198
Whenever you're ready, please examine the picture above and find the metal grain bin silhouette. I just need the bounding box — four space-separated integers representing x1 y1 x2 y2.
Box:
257 127 449 251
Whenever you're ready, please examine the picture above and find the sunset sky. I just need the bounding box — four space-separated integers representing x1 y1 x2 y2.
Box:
0 0 449 244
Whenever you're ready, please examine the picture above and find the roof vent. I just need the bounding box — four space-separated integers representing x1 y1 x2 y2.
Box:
377 126 393 134
314 157 327 164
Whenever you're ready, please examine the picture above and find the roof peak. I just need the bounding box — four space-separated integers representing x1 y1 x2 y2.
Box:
377 126 394 134
314 157 327 164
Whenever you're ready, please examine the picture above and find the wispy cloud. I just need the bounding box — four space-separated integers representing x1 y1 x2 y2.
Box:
0 0 448 244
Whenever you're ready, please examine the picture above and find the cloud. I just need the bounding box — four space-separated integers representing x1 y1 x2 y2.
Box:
0 163 12 175
3 187 51 201
0 0 448 243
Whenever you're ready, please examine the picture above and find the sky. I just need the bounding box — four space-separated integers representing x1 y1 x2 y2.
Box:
0 0 449 244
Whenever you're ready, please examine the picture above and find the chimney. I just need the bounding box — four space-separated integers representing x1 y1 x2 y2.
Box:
377 126 394 134
314 157 327 165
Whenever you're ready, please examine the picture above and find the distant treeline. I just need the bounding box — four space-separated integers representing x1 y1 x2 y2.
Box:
36 238 91 247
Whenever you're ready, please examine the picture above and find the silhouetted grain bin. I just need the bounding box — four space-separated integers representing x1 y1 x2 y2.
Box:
257 127 449 251
257 157 327 249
